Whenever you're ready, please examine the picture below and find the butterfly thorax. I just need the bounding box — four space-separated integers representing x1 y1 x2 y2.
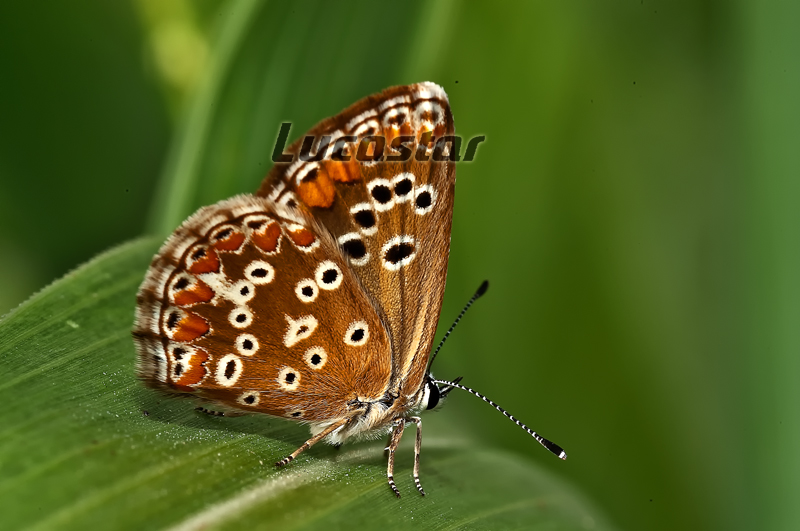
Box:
318 378 430 444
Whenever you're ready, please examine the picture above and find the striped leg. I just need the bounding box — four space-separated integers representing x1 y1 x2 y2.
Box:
275 419 346 467
383 432 393 458
386 419 406 498
407 416 425 496
195 406 227 417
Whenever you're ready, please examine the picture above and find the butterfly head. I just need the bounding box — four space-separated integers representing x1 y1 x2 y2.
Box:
422 373 464 411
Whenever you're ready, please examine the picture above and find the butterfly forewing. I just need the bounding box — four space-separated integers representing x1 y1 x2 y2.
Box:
256 82 456 399
133 195 392 422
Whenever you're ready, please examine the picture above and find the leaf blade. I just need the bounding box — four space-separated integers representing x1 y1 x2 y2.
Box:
0 239 614 530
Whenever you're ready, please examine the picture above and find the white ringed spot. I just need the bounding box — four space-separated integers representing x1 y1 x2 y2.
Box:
344 321 370 347
303 346 328 370
229 307 253 329
283 314 318 348
338 233 369 267
215 354 243 387
237 391 261 407
295 278 318 303
228 279 256 305
392 172 415 203
381 235 416 271
367 178 395 212
382 106 411 130
315 260 343 290
277 366 301 391
350 202 377 236
235 334 259 356
245 260 275 285
414 101 444 128
414 184 437 215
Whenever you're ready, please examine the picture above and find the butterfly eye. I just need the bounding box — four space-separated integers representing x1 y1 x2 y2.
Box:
424 379 441 410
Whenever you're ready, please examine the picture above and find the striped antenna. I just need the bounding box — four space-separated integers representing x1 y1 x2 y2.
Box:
427 280 489 371
433 378 567 460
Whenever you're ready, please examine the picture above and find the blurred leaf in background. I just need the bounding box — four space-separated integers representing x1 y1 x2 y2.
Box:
0 1 170 314
2 1 800 530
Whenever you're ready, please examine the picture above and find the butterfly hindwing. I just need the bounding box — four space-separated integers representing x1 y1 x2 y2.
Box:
133 195 392 422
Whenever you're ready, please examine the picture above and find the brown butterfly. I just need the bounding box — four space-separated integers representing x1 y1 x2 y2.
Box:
133 82 565 498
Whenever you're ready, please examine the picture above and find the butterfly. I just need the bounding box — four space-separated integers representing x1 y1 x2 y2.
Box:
133 82 565 498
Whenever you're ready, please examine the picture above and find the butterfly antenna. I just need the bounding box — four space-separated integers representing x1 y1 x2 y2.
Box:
427 280 489 371
433 378 567 460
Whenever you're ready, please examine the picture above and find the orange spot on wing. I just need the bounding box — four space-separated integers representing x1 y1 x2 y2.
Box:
187 247 220 274
173 349 210 388
253 221 282 253
324 159 360 183
213 231 245 251
288 227 316 248
173 312 210 342
173 279 214 306
297 168 336 208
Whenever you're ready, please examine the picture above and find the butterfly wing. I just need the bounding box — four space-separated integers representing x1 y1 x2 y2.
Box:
133 195 392 422
257 83 456 400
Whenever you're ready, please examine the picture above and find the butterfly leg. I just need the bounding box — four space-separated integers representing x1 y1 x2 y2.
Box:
275 419 346 467
195 406 227 417
386 419 406 498
406 416 425 496
383 432 393 458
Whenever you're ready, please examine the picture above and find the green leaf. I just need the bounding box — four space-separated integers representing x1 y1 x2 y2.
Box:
0 239 614 530
0 2 615 529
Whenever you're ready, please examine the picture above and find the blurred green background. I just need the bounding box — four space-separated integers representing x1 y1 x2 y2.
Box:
2 1 799 529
